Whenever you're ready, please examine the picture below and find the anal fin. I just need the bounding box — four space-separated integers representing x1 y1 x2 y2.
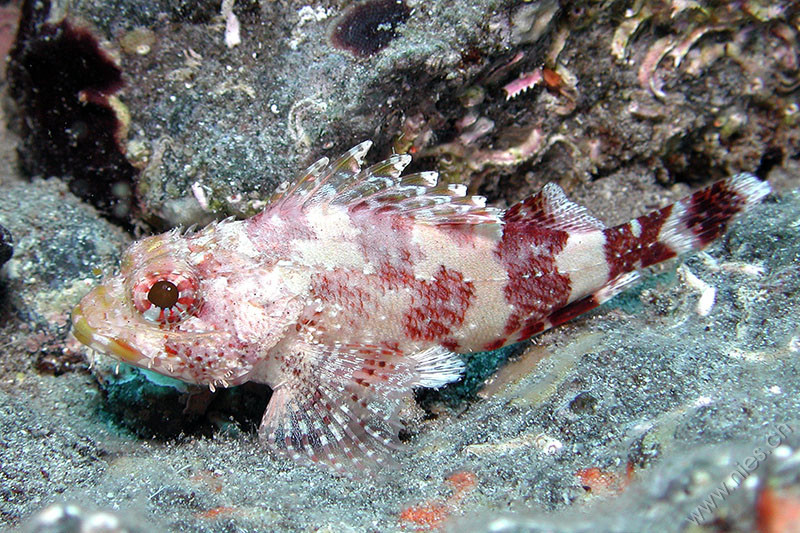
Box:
546 271 640 329
512 272 641 343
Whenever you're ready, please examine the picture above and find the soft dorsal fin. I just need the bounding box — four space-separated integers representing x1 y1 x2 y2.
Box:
504 182 605 232
267 142 503 228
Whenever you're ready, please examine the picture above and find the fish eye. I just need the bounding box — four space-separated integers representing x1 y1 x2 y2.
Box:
132 270 201 324
148 280 178 308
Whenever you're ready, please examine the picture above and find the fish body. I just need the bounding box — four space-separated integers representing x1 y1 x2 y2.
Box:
72 142 770 471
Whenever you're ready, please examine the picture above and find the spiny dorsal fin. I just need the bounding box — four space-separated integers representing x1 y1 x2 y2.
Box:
268 142 503 227
504 182 605 232
258 341 463 475
268 141 372 206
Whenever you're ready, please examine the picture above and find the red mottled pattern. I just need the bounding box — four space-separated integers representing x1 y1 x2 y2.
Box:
495 220 570 339
634 208 678 269
518 319 545 340
504 192 550 224
70 133 770 476
377 261 416 292
403 265 475 342
441 338 460 351
164 338 201 378
308 257 475 347
349 208 418 273
603 206 675 280
681 180 746 246
310 269 374 318
437 223 481 247
163 336 254 384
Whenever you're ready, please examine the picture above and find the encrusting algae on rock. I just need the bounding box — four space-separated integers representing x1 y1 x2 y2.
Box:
71 141 770 474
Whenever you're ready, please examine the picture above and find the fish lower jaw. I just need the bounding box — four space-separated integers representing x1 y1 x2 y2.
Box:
71 304 146 364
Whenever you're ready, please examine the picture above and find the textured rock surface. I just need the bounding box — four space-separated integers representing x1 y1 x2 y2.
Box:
9 0 797 227
0 178 129 377
0 223 11 267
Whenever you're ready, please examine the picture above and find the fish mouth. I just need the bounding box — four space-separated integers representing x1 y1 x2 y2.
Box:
71 302 144 364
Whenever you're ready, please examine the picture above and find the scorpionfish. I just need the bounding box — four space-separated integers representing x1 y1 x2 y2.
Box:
72 142 770 472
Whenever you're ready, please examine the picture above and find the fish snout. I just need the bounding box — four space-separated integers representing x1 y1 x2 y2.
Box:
70 295 145 364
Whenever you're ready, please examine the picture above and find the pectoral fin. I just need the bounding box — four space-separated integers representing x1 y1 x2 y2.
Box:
258 342 463 474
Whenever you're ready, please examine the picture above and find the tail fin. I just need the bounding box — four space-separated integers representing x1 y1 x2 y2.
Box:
493 173 769 345
602 173 770 280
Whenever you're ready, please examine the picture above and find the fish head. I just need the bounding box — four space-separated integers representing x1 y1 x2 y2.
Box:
71 226 286 390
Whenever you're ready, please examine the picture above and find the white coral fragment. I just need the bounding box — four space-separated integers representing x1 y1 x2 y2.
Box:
678 264 716 316
222 0 241 48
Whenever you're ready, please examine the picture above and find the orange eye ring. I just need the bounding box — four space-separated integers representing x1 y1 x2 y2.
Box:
132 270 201 324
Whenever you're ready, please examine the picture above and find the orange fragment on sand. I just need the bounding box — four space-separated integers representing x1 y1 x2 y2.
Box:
189 469 224 493
399 503 449 529
400 471 478 530
196 506 236 520
542 67 562 89
576 462 634 496
756 487 800 533
447 471 477 495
